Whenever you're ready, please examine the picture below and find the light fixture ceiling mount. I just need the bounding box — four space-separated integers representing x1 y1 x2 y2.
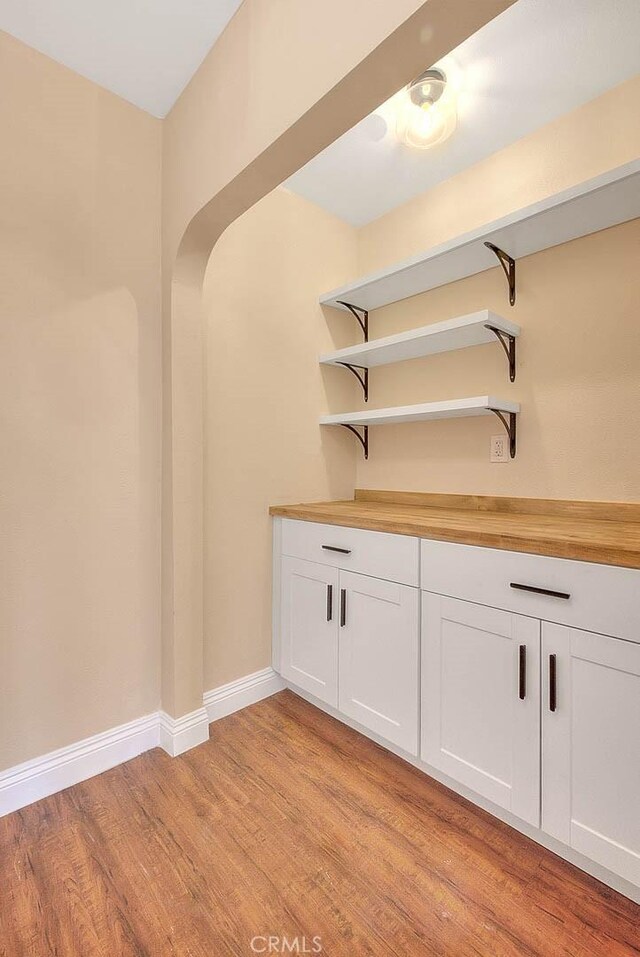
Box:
408 69 447 108
397 66 457 150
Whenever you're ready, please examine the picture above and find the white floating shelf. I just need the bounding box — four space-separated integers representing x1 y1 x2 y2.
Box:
319 310 520 369
320 160 640 312
320 396 519 427
321 396 520 459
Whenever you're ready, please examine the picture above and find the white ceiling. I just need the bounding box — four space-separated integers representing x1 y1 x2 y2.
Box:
286 0 640 227
0 0 243 117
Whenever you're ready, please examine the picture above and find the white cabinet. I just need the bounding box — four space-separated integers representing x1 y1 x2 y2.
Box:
277 522 420 754
280 557 338 706
422 594 541 826
339 571 419 753
274 518 640 897
542 623 640 887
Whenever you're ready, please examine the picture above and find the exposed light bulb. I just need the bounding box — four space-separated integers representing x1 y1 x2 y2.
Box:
396 69 457 150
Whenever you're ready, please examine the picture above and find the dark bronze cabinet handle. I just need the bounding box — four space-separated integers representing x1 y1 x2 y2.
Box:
322 545 351 555
326 584 333 622
519 644 526 700
549 654 557 712
340 588 347 627
510 582 570 600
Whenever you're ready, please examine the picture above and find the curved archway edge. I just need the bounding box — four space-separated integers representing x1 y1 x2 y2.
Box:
162 0 515 718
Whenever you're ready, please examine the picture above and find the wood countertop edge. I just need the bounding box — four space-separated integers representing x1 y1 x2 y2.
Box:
269 503 640 570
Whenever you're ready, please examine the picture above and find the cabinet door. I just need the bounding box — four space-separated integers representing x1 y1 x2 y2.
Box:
338 571 419 754
542 623 640 888
280 557 338 706
422 594 540 826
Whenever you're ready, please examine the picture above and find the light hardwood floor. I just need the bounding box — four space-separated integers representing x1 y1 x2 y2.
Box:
1 690 639 956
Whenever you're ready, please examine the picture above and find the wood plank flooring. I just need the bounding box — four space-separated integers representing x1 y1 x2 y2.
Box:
1 690 639 957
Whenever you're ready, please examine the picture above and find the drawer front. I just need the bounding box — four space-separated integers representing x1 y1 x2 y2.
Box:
421 539 640 643
281 519 419 586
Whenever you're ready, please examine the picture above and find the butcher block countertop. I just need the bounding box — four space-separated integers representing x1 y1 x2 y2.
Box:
269 490 640 570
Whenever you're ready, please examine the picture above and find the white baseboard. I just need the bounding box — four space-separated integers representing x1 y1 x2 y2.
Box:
204 666 285 722
158 707 210 757
0 667 284 819
0 705 211 817
0 712 159 818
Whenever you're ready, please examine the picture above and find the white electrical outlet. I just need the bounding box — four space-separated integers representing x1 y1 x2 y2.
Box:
490 434 509 463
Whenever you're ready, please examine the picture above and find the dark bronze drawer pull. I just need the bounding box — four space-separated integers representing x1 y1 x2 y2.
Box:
326 584 333 622
510 582 570 600
340 589 347 627
322 545 351 555
518 644 526 700
549 653 557 712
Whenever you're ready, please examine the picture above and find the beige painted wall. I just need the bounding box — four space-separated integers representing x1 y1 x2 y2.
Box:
0 0 513 767
351 78 640 500
0 32 162 769
1 0 636 760
161 0 511 715
202 189 358 688
352 219 640 500
2 2 636 756
0 1 517 763
197 74 640 694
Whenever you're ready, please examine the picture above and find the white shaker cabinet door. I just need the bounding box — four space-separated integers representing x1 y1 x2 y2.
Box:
338 571 419 754
280 557 338 706
542 623 640 888
422 593 541 826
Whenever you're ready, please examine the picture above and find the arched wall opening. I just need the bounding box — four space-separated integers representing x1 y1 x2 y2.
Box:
184 80 640 717
161 0 517 718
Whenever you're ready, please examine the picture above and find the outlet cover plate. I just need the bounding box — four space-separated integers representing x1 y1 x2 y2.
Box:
491 434 509 463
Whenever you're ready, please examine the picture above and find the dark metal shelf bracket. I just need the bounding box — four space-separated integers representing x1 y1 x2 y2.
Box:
340 424 369 460
336 301 369 342
484 242 516 306
485 324 517 382
489 409 517 459
336 363 369 401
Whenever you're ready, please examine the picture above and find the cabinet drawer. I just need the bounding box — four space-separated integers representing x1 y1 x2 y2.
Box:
281 519 419 586
421 539 640 643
